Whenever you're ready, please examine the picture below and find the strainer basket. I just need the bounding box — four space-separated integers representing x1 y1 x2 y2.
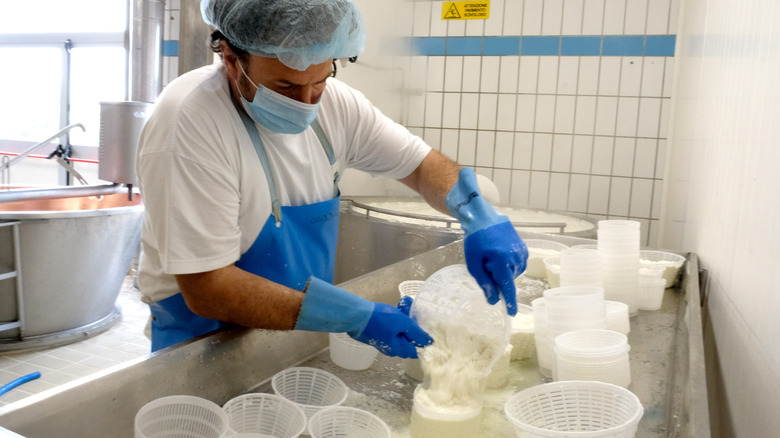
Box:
271 367 349 419
410 264 511 375
134 395 229 438
222 393 307 438
504 381 643 438
308 406 391 438
398 280 426 299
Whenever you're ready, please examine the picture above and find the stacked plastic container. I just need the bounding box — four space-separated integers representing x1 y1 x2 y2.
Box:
553 329 631 388
559 247 602 287
598 220 641 316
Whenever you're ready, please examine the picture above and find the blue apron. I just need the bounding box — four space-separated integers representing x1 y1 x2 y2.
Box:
149 107 341 352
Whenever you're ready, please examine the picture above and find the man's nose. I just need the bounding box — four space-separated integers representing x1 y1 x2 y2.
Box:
296 86 320 105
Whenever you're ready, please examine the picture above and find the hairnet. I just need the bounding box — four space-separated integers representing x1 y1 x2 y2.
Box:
201 0 366 71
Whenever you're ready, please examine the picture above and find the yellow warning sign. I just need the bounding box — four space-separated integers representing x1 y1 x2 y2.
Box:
442 1 490 20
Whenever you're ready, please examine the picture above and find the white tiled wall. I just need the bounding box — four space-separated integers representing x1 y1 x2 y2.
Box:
339 0 680 246
661 0 780 437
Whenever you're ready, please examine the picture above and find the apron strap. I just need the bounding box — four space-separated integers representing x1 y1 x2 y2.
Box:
232 98 339 226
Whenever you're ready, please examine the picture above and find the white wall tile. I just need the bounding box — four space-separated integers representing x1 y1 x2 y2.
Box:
513 133 534 169
598 57 622 96
426 57 445 92
480 57 500 93
582 0 606 34
458 129 477 165
503 0 524 35
633 138 657 178
476 131 496 167
637 98 662 138
441 93 461 129
603 0 627 34
542 0 564 36
462 57 482 92
659 98 670 137
554 95 576 134
446 17 466 37
444 56 464 92
574 96 597 134
667 0 680 35
562 0 585 35
608 176 631 216
551 134 573 172
465 17 485 37
588 175 610 214
495 132 514 167
615 97 640 137
651 180 662 218
424 91 443 127
440 129 460 161
535 95 556 132
594 97 618 135
655 139 666 179
510 170 531 205
624 0 649 34
516 95 537 132
630 178 653 218
663 59 674 97
492 168 512 202
578 57 600 95
484 0 505 36
422 128 442 150
478 93 498 130
499 57 520 93
591 136 614 175
568 173 590 212
557 57 579 95
460 93 480 129
496 94 517 131
406 92 425 126
619 57 643 96
641 58 665 97
548 173 570 210
167 11 180 40
529 171 550 208
522 0 544 35
612 137 635 177
531 133 553 170
538 58 560 94
413 1 432 37
518 57 540 93
647 0 671 35
571 135 594 174
410 57 428 90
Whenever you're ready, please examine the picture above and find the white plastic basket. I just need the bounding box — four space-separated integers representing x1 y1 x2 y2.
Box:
308 406 391 438
639 250 685 288
504 381 643 438
398 280 425 299
329 332 379 371
222 393 307 438
135 395 229 438
271 367 349 419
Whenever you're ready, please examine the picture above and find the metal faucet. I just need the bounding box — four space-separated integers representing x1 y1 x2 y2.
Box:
0 123 86 172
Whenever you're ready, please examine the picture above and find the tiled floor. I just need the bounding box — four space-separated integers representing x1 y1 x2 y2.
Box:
0 275 150 408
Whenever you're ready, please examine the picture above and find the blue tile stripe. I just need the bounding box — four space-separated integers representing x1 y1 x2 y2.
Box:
405 35 675 57
163 40 179 57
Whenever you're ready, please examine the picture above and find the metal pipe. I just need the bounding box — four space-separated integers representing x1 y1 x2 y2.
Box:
0 184 129 204
129 0 165 103
0 123 86 172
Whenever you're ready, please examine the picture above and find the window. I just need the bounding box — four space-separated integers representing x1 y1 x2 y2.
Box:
0 0 127 150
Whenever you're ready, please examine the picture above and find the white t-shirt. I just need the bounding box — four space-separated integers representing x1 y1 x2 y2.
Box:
137 63 431 303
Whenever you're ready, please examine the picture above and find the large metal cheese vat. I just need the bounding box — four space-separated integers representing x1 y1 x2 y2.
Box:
335 197 597 283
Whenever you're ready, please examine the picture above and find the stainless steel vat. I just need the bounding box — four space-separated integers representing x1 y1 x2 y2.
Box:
0 235 710 437
334 197 597 283
0 192 143 352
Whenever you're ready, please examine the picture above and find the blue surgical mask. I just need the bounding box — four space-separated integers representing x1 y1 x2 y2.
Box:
236 62 321 135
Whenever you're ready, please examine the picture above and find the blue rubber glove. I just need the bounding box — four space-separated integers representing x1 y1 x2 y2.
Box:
446 168 528 316
294 277 433 358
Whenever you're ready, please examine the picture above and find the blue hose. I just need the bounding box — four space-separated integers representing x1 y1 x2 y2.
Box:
0 372 41 397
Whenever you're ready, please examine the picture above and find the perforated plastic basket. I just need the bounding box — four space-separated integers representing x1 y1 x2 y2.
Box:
504 381 643 438
398 280 425 299
329 332 379 371
222 393 307 438
135 395 229 438
271 367 349 419
308 406 391 438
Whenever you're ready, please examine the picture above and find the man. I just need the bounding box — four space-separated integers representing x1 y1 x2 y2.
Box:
136 0 527 355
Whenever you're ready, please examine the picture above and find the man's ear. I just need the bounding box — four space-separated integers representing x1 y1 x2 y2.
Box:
221 41 240 82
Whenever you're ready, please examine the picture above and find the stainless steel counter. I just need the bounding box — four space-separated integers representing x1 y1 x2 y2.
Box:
0 234 709 437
